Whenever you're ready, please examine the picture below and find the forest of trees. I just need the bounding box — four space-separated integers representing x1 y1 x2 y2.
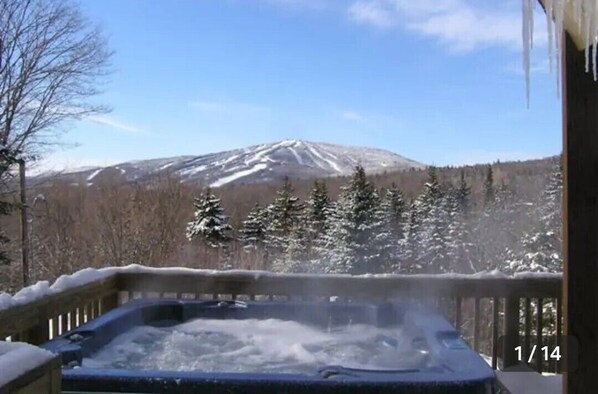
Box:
186 161 562 276
0 157 562 293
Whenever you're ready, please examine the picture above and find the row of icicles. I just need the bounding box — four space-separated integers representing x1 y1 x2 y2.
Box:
522 0 598 103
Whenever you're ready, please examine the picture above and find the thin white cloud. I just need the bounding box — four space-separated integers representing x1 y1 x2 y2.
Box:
347 0 548 53
339 110 366 122
86 115 145 134
348 1 395 28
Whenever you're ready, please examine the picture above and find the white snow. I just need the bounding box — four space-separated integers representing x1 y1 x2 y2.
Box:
158 162 175 171
0 268 116 311
246 145 276 165
86 168 103 182
304 144 343 173
210 163 267 187
0 265 561 313
288 147 304 165
82 318 421 373
0 341 56 388
179 165 207 177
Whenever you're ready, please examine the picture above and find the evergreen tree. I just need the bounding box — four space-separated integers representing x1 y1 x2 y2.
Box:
186 188 233 248
264 177 304 257
484 165 494 207
473 182 522 271
404 166 448 272
399 201 424 273
420 195 451 273
381 183 405 233
318 165 387 274
506 160 562 273
306 180 331 236
421 166 442 210
276 222 310 273
380 183 405 268
446 186 476 273
455 169 471 214
239 203 267 251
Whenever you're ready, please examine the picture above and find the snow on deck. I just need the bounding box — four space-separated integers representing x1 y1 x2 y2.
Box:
0 265 562 313
0 341 56 388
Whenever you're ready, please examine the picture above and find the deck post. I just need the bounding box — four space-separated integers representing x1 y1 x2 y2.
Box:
502 297 520 369
22 321 49 346
101 291 119 314
562 33 598 394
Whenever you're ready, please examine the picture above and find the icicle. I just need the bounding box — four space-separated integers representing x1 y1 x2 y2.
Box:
523 0 533 106
523 0 598 103
545 0 554 74
531 0 535 49
554 0 566 97
584 0 592 73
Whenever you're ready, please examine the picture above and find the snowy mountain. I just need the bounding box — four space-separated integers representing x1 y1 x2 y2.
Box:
37 140 425 187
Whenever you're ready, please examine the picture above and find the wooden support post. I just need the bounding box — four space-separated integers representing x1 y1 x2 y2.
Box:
473 298 480 352
18 159 30 287
492 297 500 369
101 292 118 315
503 297 520 369
455 297 462 332
563 33 598 394
23 321 49 345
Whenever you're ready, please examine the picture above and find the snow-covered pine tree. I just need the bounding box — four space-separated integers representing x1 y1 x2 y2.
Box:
421 166 442 213
306 179 331 237
264 177 304 261
409 166 448 272
420 195 451 273
381 183 405 236
506 159 562 273
186 188 233 264
446 175 477 273
455 169 471 215
398 201 424 273
276 222 311 273
319 165 387 275
473 182 524 272
239 203 267 251
380 183 405 269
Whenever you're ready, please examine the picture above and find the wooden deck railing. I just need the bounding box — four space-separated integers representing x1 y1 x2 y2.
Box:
0 270 562 373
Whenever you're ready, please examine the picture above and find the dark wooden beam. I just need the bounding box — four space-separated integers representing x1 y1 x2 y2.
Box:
563 33 598 394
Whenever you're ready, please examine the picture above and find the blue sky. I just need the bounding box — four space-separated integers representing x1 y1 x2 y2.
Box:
39 0 562 172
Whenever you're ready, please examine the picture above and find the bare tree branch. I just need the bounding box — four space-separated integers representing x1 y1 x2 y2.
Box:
0 0 112 168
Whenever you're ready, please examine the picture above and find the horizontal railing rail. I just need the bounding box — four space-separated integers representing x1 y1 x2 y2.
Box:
0 270 562 373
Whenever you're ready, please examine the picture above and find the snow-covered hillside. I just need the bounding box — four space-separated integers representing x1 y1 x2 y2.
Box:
36 140 424 187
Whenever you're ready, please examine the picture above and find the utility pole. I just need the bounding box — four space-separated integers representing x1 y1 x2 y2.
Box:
18 158 29 287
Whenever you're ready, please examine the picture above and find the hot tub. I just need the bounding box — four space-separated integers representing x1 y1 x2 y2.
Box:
42 299 497 393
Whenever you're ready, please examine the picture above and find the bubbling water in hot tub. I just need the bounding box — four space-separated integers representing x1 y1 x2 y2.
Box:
82 317 429 374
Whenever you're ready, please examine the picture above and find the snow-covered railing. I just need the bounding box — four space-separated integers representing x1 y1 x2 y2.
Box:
0 341 61 393
0 266 563 373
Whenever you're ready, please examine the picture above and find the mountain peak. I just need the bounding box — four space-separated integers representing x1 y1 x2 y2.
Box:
39 140 425 188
